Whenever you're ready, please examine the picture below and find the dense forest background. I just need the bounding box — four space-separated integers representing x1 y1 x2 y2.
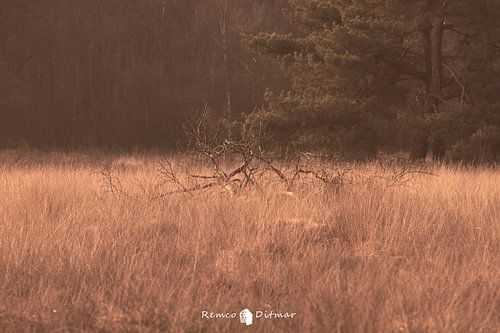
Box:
1 0 499 162
0 0 290 148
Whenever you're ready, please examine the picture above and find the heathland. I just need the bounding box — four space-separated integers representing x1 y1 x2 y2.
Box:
0 150 498 332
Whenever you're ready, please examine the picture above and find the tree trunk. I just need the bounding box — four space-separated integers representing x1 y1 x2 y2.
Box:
411 2 446 160
432 134 446 160
429 16 444 113
409 129 429 160
220 0 232 119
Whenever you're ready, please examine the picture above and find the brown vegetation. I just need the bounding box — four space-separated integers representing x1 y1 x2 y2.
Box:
0 151 498 332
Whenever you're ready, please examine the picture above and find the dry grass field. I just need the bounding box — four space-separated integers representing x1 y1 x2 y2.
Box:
0 150 498 332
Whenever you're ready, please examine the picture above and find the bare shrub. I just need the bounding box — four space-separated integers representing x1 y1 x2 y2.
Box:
99 109 437 202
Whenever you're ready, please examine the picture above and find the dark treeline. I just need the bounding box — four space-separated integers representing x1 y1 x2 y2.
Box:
1 0 499 162
0 0 290 149
247 0 500 162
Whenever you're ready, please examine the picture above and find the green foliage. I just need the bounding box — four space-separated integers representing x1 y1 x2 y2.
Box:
247 0 500 161
448 125 500 163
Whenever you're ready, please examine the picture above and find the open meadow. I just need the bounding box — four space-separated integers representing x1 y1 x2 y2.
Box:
0 150 498 332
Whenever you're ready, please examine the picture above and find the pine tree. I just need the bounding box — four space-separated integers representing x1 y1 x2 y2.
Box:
247 0 500 160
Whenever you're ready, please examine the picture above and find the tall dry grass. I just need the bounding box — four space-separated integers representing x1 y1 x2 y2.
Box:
0 150 498 332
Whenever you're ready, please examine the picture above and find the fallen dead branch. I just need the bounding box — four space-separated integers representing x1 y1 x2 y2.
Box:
99 108 437 202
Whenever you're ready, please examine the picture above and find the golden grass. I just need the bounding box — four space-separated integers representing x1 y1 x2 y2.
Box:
0 151 498 332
